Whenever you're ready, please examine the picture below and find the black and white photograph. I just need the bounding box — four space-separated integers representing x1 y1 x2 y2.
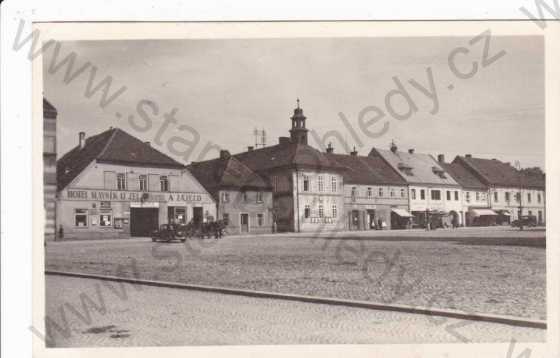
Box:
1 8 559 358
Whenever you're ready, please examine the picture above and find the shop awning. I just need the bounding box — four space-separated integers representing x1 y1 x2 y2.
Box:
392 208 414 217
470 209 498 216
497 210 511 216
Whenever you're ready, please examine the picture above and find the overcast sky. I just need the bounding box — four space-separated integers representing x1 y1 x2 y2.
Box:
43 36 544 169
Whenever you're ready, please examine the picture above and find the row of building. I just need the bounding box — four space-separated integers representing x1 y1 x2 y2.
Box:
43 98 546 240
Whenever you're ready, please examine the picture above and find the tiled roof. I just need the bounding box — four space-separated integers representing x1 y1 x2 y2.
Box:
43 98 57 119
325 153 407 186
57 127 184 190
454 156 545 189
369 148 459 186
440 162 487 190
187 155 271 194
233 142 345 174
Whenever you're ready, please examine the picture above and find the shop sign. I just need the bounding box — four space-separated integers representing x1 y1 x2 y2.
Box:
64 189 204 203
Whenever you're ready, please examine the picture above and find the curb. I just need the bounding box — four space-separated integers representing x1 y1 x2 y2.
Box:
45 270 546 330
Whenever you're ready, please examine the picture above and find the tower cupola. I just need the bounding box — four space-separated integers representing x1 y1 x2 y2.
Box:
289 98 308 144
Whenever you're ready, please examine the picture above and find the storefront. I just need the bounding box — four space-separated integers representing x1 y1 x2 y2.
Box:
57 188 215 239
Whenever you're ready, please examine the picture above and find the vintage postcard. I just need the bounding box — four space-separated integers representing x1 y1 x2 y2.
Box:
25 20 559 357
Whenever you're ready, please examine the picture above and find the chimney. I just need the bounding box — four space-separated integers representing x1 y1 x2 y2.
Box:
390 140 397 153
247 146 254 152
437 154 445 163
79 131 86 149
350 146 358 156
465 154 472 158
326 142 334 154
144 141 151 146
279 137 291 146
219 150 231 159
408 149 415 154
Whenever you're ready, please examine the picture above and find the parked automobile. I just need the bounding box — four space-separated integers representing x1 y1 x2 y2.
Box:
511 215 537 228
151 224 186 242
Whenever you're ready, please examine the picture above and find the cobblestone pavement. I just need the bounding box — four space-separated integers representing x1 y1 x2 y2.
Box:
46 227 546 320
45 275 545 347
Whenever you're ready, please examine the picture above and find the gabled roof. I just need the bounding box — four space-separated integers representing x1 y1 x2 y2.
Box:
369 147 459 186
187 154 271 194
233 142 344 174
325 153 407 186
57 127 184 190
453 156 545 189
43 98 57 119
440 162 487 190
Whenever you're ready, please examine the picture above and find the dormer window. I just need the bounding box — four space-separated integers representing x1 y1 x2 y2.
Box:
397 162 414 176
432 166 447 179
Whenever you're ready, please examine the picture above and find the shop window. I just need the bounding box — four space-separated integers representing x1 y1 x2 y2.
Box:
99 214 112 227
256 191 263 203
74 209 88 227
454 191 459 201
331 176 337 192
431 190 441 200
175 207 186 224
304 205 310 218
318 205 324 218
420 189 425 200
318 176 324 192
303 175 309 192
332 205 337 218
257 213 264 226
139 175 147 191
160 176 169 192
446 191 451 201
411 188 416 200
117 173 126 190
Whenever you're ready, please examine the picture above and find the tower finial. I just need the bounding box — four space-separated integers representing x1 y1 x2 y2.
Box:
296 98 300 109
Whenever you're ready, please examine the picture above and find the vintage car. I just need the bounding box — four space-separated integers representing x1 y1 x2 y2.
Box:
511 215 538 228
151 224 186 242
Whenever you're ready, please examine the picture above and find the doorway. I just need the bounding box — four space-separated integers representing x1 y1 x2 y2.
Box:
192 207 203 226
130 208 159 237
240 213 249 233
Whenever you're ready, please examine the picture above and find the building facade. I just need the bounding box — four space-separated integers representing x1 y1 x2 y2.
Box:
188 150 274 234
326 150 410 230
43 98 58 240
56 128 215 240
370 146 463 228
233 102 346 233
453 155 546 225
440 159 493 226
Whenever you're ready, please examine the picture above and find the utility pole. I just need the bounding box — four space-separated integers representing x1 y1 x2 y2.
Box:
515 161 523 231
